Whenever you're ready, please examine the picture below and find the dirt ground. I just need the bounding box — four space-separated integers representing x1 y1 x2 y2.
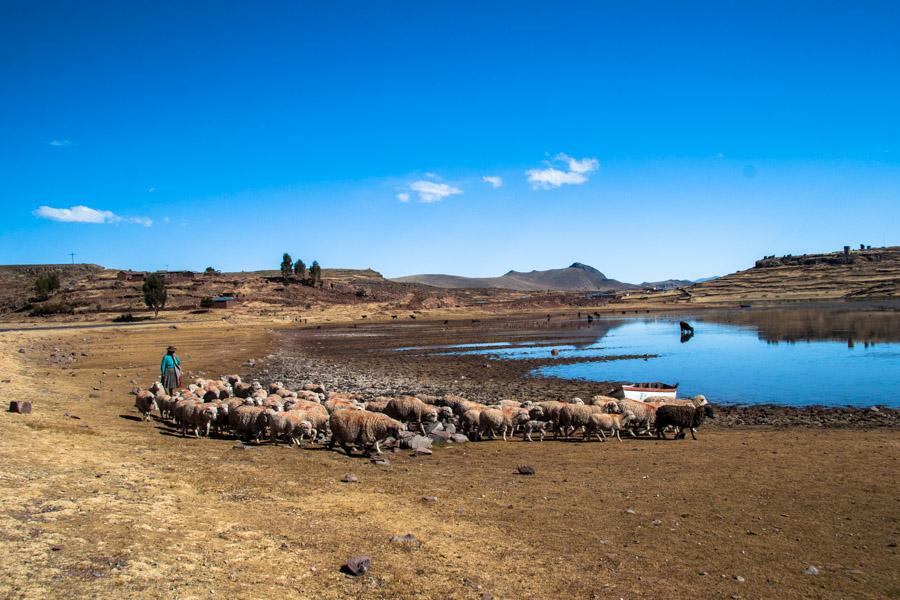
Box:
0 320 898 599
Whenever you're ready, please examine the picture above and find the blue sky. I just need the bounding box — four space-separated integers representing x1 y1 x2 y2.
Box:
1 1 898 282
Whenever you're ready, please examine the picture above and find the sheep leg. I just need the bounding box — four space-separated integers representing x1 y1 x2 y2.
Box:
502 427 508 442
598 429 607 442
525 431 533 442
341 442 353 456
614 428 621 441
690 427 697 440
538 430 545 442
419 421 426 436
657 428 666 440
374 440 383 454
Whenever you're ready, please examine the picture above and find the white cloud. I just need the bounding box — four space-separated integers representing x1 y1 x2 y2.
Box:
424 172 440 180
482 176 503 189
396 192 410 202
49 139 73 147
556 153 599 174
33 205 152 227
526 153 599 189
148 186 156 193
409 180 462 203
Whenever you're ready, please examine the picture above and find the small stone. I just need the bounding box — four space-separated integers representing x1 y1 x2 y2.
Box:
421 496 438 504
18 348 25 354
733 575 745 583
625 508 636 515
698 571 708 576
412 448 433 456
389 534 417 544
371 457 390 466
51 545 63 552
517 465 535 475
481 594 493 600
651 519 662 527
804 566 820 575
344 556 371 576
450 433 469 443
341 473 359 483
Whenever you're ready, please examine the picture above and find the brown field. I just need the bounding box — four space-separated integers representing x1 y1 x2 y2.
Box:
1 320 898 599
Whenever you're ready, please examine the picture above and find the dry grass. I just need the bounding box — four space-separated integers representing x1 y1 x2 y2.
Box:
0 321 898 599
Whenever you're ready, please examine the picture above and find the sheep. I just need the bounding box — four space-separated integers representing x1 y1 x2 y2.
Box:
265 410 314 447
324 397 363 413
522 420 550 442
328 409 405 456
616 399 658 436
383 396 438 435
228 405 268 443
644 394 708 409
175 400 218 438
155 393 175 420
584 410 636 442
479 407 528 441
557 404 607 438
444 395 479 417
234 382 253 398
461 406 487 438
134 391 158 421
588 394 619 406
363 396 391 413
655 404 715 440
149 381 165 395
286 403 329 439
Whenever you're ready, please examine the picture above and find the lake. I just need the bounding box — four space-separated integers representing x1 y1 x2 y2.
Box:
436 306 900 408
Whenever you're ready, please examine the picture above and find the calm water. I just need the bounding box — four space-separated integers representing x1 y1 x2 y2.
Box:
441 309 900 407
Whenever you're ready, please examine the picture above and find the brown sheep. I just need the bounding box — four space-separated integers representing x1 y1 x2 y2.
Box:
228 405 267 442
134 391 158 421
328 410 405 456
383 396 438 435
479 407 529 441
557 404 607 438
616 399 658 436
324 397 363 414
583 410 636 442
265 410 314 447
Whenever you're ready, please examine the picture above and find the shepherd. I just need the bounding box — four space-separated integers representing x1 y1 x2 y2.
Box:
160 345 182 395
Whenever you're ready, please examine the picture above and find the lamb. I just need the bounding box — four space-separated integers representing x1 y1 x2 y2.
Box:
522 420 550 442
655 404 715 440
155 393 175 420
461 406 487 438
328 409 405 456
383 396 438 435
583 410 636 442
134 391 158 421
265 410 314 447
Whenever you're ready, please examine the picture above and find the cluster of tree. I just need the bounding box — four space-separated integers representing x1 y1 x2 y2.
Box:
280 253 322 286
33 272 61 300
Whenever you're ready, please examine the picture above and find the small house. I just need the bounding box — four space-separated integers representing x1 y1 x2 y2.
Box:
212 296 236 309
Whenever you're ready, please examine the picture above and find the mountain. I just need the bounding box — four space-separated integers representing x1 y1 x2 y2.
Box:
391 263 637 292
639 279 694 290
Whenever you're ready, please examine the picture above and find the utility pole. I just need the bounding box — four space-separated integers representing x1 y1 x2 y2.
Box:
68 252 76 265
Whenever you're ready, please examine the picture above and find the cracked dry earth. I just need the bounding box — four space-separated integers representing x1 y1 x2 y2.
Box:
0 320 898 599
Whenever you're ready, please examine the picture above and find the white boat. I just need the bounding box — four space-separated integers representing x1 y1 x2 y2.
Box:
613 382 678 402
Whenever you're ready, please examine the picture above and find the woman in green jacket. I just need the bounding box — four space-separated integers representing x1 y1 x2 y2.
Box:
160 345 182 395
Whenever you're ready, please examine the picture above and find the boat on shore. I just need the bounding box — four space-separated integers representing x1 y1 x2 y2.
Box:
613 382 678 401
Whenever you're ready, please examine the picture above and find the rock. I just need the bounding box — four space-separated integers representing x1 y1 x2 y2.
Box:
371 457 391 466
429 431 451 445
412 448 433 456
427 421 444 433
733 575 745 583
389 534 417 544
450 433 470 443
517 465 535 475
625 508 636 515
482 594 494 600
444 423 456 434
399 430 416 440
421 496 438 504
344 556 371 576
551 349 560 356
406 435 433 451
341 473 359 483
130 387 141 395
8 401 32 414
651 519 662 527
51 545 63 552
17 348 25 354
244 359 256 367
804 566 820 575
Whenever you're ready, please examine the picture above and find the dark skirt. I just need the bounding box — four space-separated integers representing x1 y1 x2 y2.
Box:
162 367 180 393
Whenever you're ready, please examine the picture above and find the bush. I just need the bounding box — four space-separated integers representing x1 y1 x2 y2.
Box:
29 302 74 317
200 296 214 308
33 273 60 300
142 273 167 316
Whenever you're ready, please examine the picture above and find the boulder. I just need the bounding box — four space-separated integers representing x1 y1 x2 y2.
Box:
8 401 32 414
344 556 371 576
450 433 470 443
428 431 451 445
404 435 433 451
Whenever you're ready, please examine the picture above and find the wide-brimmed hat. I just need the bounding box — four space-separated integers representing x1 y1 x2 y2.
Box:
166 346 177 353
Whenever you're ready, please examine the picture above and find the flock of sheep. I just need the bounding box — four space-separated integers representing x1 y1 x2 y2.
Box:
134 375 715 456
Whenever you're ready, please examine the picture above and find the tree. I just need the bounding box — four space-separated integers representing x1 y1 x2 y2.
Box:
293 259 307 280
200 296 214 308
309 260 322 286
33 272 60 300
280 253 293 280
142 273 167 317
205 266 217 274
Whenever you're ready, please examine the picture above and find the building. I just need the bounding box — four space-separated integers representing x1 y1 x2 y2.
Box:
212 296 236 309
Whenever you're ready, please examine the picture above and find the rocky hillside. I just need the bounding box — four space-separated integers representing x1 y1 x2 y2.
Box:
392 262 637 291
661 246 900 304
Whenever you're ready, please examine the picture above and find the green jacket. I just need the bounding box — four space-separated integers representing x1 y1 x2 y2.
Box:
160 354 181 377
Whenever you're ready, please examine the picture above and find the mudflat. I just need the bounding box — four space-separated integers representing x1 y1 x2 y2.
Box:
0 319 898 599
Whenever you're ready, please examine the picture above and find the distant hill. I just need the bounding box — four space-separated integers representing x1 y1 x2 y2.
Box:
392 263 638 292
